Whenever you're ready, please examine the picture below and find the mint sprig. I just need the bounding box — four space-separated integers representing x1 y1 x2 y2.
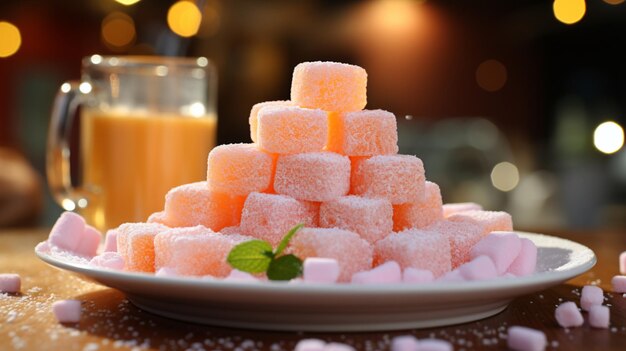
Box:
226 223 304 281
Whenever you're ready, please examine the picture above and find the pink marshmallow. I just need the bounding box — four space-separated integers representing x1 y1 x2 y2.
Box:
52 299 81 323
470 231 522 275
103 230 119 252
0 273 21 293
224 269 259 282
418 339 453 351
555 301 583 328
391 335 419 351
458 255 498 281
612 275 626 293
74 225 101 257
507 326 547 351
442 202 483 218
507 238 537 277
295 339 326 351
325 343 355 351
620 251 626 275
48 211 86 251
303 258 340 284
351 261 402 284
402 268 435 284
588 305 610 329
436 269 465 283
88 252 125 270
580 285 604 311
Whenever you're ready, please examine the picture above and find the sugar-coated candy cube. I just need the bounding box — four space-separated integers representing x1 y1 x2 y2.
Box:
448 210 513 236
291 61 367 113
249 100 295 142
89 252 125 270
581 285 604 311
147 211 167 225
555 301 584 328
294 339 326 351
588 305 610 329
612 275 626 293
224 269 259 282
103 229 119 252
426 220 484 269
507 238 537 277
303 258 340 284
290 227 373 282
154 226 253 277
352 155 425 205
393 181 443 231
437 269 465 283
207 143 274 196
374 229 451 277
327 109 398 156
319 195 392 244
117 222 168 272
402 268 435 284
257 106 328 154
0 273 21 293
219 226 242 235
274 152 350 202
240 193 318 245
458 255 497 281
470 231 522 274
507 326 547 351
75 225 101 257
442 202 483 218
163 182 245 231
325 343 356 351
49 211 86 251
52 300 81 323
419 339 453 351
620 251 626 274
351 261 402 284
391 335 419 351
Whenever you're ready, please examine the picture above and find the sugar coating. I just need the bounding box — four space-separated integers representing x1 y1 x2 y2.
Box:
374 229 451 277
458 255 497 281
391 335 419 351
89 252 125 270
448 210 513 236
426 220 484 269
257 106 328 154
75 225 101 257
290 227 373 282
507 326 547 351
555 301 584 328
442 202 483 218
303 258 340 284
0 273 21 293
48 211 86 252
402 268 435 284
581 285 604 311
393 181 443 231
291 61 367 113
240 192 318 245
52 300 81 323
274 152 350 202
319 195 393 244
351 261 402 284
620 251 626 275
219 226 243 235
419 339 453 351
352 155 425 205
207 143 275 196
117 222 168 272
103 229 119 252
154 226 253 277
327 109 398 156
249 100 295 142
589 305 610 329
163 181 245 231
470 231 522 274
507 238 537 277
612 275 626 293
294 339 326 351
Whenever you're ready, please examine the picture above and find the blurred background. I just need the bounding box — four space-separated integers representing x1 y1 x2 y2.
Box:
0 0 625 231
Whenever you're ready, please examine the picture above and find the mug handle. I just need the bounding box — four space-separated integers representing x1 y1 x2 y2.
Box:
46 81 88 211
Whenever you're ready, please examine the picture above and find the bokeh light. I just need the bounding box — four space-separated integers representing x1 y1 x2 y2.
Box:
594 121 624 154
115 0 142 5
491 162 520 192
603 0 624 4
553 0 586 25
101 12 136 50
167 1 202 38
476 59 507 92
0 21 22 58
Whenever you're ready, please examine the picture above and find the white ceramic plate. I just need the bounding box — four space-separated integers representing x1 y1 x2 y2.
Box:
35 232 595 332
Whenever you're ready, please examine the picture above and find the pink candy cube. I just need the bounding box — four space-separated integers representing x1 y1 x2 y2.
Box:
458 255 498 281
303 258 340 284
402 268 435 284
290 227 373 282
0 273 21 293
49 211 86 252
89 252 125 270
207 143 275 196
442 202 483 218
611 275 626 293
249 100 294 142
588 305 610 329
52 300 81 323
274 152 351 202
257 106 328 154
351 261 402 284
374 229 451 277
470 231 522 275
580 285 604 311
319 195 393 244
426 220 484 269
393 181 443 231
437 269 465 283
352 155 425 205
294 339 326 351
555 301 584 328
103 229 119 252
507 238 538 277
240 192 318 245
507 326 547 351
326 109 398 156
448 210 513 236
291 61 367 113
391 335 419 351
117 222 169 272
75 225 101 258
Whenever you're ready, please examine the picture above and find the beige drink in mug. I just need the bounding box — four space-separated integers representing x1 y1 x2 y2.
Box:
48 55 217 231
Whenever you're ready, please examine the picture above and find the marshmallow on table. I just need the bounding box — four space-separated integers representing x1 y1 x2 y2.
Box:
294 339 326 351
393 181 443 231
103 229 119 252
351 261 402 284
470 231 522 275
580 285 604 311
52 300 81 323
442 202 483 218
303 258 340 284
257 106 328 154
48 211 101 257
612 275 626 293
207 143 275 196
588 305 610 329
555 301 584 328
418 339 453 351
507 326 547 351
89 252 125 270
620 251 626 275
0 273 21 293
391 335 419 351
402 268 435 284
249 100 295 142
458 255 498 281
507 237 538 277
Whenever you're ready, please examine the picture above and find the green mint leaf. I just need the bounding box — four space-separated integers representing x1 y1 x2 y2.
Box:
266 254 303 281
274 223 304 256
227 240 274 273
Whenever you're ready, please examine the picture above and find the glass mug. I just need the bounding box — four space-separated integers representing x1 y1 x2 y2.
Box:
47 55 217 231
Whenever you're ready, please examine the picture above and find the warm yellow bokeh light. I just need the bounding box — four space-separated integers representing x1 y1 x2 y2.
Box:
115 0 141 5
594 121 624 154
167 1 202 38
0 21 22 58
491 162 520 192
101 12 136 49
603 0 624 5
553 0 586 25
476 59 508 92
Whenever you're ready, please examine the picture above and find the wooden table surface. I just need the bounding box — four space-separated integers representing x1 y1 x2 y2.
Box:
1 228 625 351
